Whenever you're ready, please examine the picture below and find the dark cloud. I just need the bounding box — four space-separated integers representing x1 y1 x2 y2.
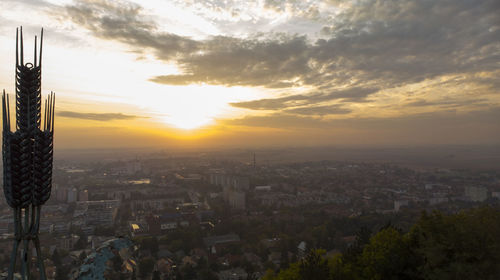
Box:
150 34 311 87
406 98 490 108
157 0 498 90
64 0 199 60
230 94 309 110
230 87 378 111
224 113 325 128
63 0 499 91
285 105 352 116
223 107 500 134
58 111 142 121
62 0 500 118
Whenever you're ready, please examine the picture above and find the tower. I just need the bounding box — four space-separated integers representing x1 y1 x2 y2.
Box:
253 152 256 169
2 27 55 280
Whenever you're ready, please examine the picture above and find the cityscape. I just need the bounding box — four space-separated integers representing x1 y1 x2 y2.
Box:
1 148 499 279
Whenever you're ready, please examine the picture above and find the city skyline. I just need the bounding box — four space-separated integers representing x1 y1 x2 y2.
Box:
1 0 499 149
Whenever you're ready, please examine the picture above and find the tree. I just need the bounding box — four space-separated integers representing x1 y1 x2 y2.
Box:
152 270 161 280
410 207 500 280
182 264 197 280
74 233 87 250
359 227 419 280
79 251 87 262
299 249 329 280
111 254 122 272
139 257 155 278
52 249 61 267
260 207 500 280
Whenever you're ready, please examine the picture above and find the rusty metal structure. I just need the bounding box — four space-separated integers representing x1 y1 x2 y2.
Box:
2 27 55 280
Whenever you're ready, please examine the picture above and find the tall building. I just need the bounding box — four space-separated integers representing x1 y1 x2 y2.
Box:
67 187 78 203
56 187 68 202
229 191 246 210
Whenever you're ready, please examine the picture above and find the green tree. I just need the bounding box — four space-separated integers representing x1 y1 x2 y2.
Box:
299 249 329 280
359 227 419 280
410 207 500 280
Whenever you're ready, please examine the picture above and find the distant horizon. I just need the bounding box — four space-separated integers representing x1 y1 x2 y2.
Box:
49 144 500 170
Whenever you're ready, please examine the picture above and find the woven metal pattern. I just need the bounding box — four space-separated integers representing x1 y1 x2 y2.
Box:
2 26 54 280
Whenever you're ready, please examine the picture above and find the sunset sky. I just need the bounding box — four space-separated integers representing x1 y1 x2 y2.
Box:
0 0 499 149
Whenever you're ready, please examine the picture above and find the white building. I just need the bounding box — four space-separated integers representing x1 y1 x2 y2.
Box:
465 186 487 202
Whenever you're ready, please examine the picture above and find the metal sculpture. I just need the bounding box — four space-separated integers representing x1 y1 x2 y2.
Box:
2 27 55 280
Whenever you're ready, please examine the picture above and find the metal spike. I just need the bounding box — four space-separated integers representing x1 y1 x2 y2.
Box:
46 94 50 132
39 29 43 69
16 28 18 67
34 36 37 68
20 26 23 66
51 92 55 132
7 93 11 131
47 93 52 132
44 98 47 131
2 91 6 130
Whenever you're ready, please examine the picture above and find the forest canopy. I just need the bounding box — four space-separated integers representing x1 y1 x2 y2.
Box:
263 207 500 280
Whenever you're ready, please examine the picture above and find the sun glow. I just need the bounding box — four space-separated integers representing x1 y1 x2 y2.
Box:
163 114 213 130
134 84 263 131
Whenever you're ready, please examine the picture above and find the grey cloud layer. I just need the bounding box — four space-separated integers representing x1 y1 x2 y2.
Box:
65 0 199 60
62 0 500 119
58 111 141 121
230 87 378 111
223 107 500 136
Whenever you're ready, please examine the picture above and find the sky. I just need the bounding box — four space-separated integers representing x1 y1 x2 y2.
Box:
0 0 499 149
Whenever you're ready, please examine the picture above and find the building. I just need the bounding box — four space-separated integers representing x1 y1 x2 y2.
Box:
209 173 249 191
492 192 500 199
394 200 409 211
228 191 246 210
56 187 68 202
79 190 89 202
465 186 487 202
67 188 78 203
255 185 272 192
218 268 248 280
203 234 240 254
126 159 142 175
74 200 120 226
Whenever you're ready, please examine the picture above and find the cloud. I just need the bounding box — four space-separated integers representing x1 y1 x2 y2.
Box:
285 105 352 116
230 87 378 111
406 98 490 108
150 34 311 87
58 111 142 121
64 0 199 60
59 0 500 120
222 107 500 136
62 0 499 91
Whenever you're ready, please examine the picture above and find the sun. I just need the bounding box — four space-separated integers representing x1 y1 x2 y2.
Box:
127 82 263 131
164 114 213 130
